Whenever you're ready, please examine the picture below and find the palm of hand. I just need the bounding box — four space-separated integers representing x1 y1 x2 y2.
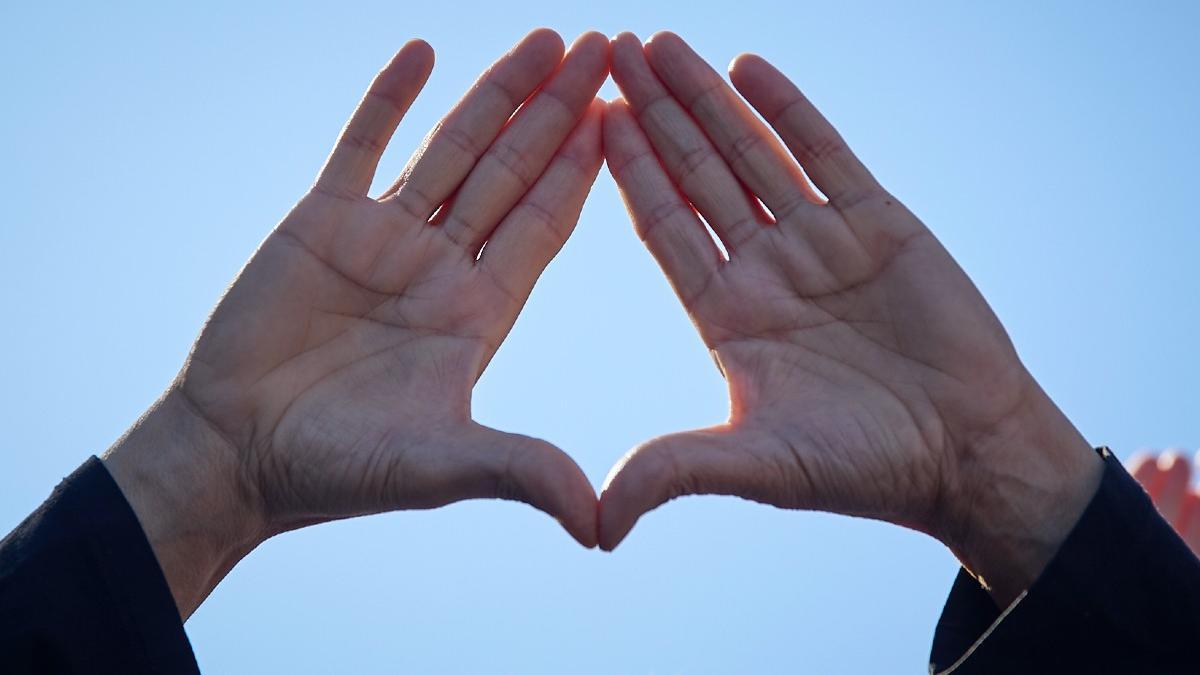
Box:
698 202 1026 531
186 192 517 527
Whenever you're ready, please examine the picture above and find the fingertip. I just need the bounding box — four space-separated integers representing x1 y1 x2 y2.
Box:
573 30 610 52
487 430 599 550
596 450 651 551
402 38 435 65
1128 450 1158 481
598 535 624 553
609 32 644 63
551 491 600 551
523 27 567 62
552 447 601 548
1159 449 1190 474
572 487 601 550
729 51 766 71
728 52 774 92
645 30 683 50
596 496 634 552
643 31 701 80
597 496 639 552
611 31 641 46
381 39 435 84
565 32 609 74
564 516 597 550
526 26 564 46
727 52 754 77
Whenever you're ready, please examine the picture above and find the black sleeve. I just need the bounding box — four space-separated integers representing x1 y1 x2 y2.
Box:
0 457 200 674
929 446 1200 674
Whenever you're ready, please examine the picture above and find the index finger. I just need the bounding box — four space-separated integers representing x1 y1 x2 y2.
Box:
315 40 435 198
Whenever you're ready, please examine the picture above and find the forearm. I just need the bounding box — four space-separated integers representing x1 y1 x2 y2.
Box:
101 387 265 620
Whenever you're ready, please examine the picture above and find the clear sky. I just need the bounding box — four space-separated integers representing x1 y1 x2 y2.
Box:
2 1 1197 672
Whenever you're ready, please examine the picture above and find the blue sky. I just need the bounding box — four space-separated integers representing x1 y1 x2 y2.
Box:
2 1 1197 672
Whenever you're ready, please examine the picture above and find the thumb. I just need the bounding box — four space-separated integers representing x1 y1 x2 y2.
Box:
456 425 599 548
598 425 782 551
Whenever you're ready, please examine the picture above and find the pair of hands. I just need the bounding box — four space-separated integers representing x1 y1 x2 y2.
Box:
103 29 1103 620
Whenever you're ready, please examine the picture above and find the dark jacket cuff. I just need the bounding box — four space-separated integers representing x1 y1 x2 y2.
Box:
929 447 1200 674
0 457 200 674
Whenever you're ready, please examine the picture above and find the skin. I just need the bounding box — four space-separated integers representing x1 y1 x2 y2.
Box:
597 31 1103 606
1129 450 1200 554
102 29 609 619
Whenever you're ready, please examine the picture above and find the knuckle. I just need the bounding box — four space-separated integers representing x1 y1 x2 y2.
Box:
365 88 410 115
439 213 477 248
518 201 565 243
485 141 538 188
483 77 523 112
685 77 726 114
800 134 846 164
439 125 486 159
341 131 388 155
640 201 692 239
727 130 766 168
612 148 657 177
675 145 718 185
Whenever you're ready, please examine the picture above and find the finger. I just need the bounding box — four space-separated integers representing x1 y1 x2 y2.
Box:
609 32 764 251
1178 489 1200 555
599 426 777 551
385 29 565 218
603 97 723 308
447 425 598 548
315 40 435 197
1154 450 1191 525
1128 450 1160 495
478 99 603 300
437 32 609 252
728 53 881 211
642 32 819 218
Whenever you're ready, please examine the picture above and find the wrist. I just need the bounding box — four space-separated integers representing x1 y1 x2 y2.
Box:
102 386 266 619
941 383 1104 607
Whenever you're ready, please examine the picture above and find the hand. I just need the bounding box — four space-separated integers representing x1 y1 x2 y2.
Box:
1129 450 1200 554
598 32 1102 605
102 29 608 618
